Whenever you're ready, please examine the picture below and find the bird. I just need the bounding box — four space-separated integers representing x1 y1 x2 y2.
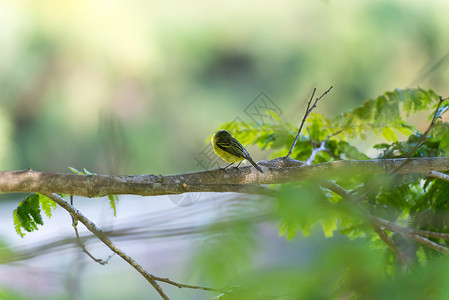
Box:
211 130 263 173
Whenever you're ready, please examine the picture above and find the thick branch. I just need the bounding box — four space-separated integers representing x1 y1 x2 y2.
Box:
1 157 449 197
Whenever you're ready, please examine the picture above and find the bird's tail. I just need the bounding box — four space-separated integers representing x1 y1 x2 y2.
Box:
246 157 264 173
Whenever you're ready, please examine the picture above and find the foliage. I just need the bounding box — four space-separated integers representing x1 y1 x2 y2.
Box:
200 88 449 299
13 193 56 237
69 167 119 217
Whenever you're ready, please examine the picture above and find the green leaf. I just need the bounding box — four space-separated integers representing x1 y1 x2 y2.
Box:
108 194 119 217
68 166 82 175
12 193 57 237
83 168 94 175
321 218 337 238
381 127 399 142
13 209 25 238
37 193 57 218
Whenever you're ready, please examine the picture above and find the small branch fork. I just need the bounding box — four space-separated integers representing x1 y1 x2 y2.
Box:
44 193 224 300
324 181 449 260
70 195 113 265
286 86 333 158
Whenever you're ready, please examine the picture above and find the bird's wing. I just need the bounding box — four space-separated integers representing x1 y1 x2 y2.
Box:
216 138 246 158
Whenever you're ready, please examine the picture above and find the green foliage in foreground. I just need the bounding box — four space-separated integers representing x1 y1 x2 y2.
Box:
13 193 56 237
199 88 449 299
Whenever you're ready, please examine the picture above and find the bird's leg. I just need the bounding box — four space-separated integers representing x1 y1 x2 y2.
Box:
234 161 243 170
220 162 234 172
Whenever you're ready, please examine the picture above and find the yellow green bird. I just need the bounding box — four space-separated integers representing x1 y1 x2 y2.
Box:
211 130 263 173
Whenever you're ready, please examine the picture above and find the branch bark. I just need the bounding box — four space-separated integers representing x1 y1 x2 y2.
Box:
1 157 448 197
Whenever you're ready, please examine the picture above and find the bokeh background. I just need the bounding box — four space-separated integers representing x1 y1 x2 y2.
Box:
1 0 449 299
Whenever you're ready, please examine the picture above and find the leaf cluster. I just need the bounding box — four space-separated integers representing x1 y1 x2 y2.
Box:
13 193 56 237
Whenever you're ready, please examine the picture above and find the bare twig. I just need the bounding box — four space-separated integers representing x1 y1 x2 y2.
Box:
371 215 449 242
286 86 333 158
70 195 112 265
44 194 170 299
374 216 449 255
393 96 447 173
370 215 449 254
428 170 449 182
44 193 224 299
73 221 113 265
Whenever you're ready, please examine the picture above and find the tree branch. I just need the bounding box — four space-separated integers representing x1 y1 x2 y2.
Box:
44 193 224 299
372 225 411 265
428 170 449 182
370 215 449 242
322 180 449 257
1 157 448 197
44 193 171 299
371 216 449 255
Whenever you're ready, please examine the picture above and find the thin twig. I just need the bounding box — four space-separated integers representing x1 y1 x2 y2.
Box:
70 195 112 265
373 217 449 254
322 181 449 257
428 170 449 182
286 88 315 158
371 215 449 254
286 86 333 158
44 193 224 299
393 96 447 173
372 215 449 242
372 215 449 255
73 221 113 265
372 225 411 265
410 235 449 254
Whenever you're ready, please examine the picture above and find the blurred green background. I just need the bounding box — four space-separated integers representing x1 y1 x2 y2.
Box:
1 0 448 175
